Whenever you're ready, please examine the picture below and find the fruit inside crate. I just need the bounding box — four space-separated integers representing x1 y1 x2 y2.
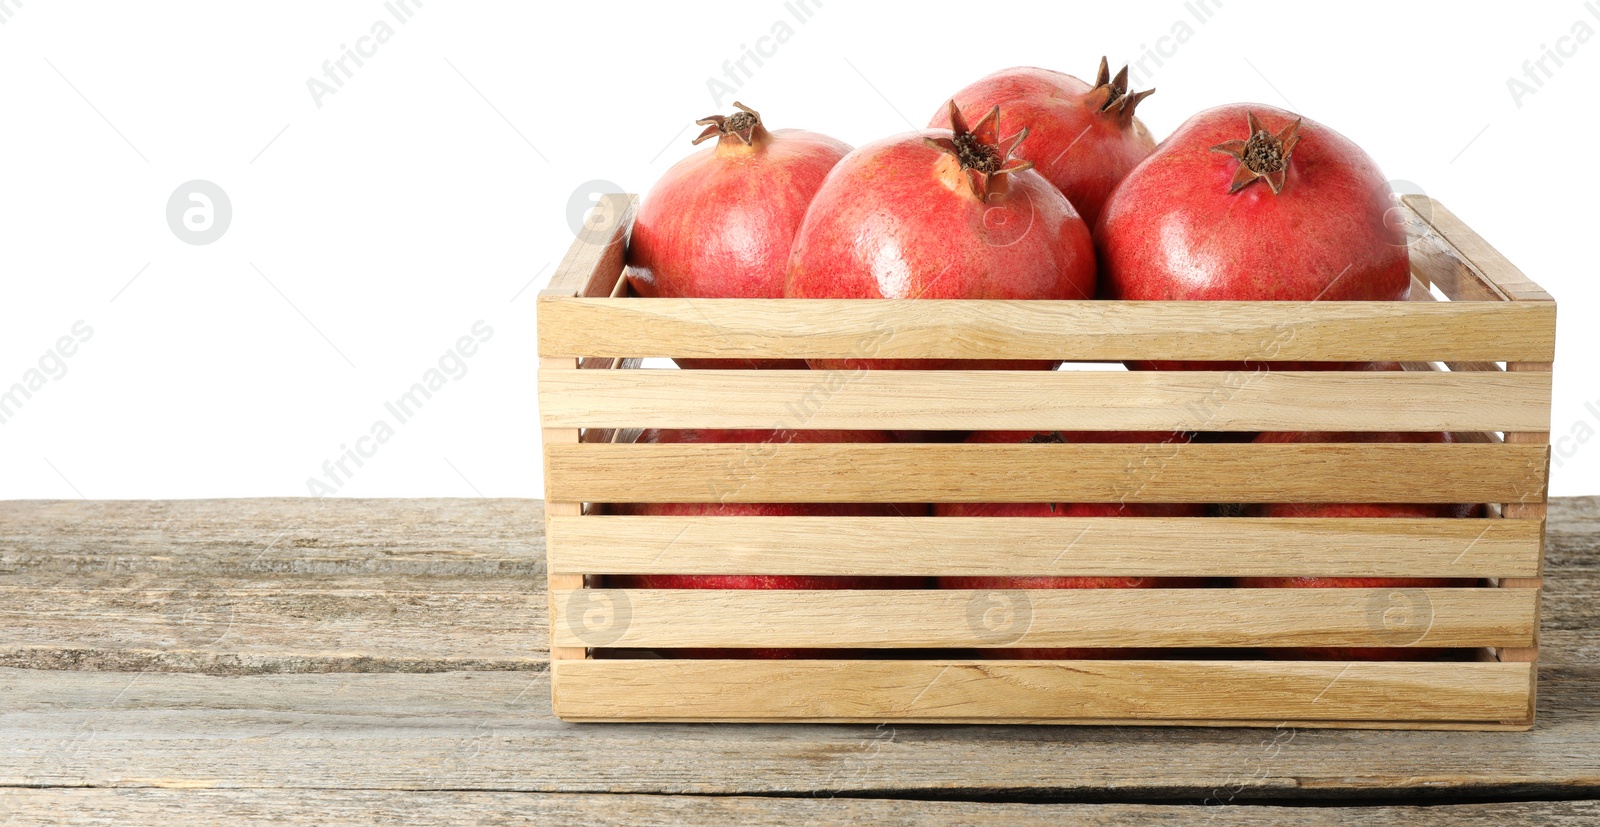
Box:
537 193 1553 729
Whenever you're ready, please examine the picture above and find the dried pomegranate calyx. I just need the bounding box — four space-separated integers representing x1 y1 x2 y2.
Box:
925 100 1033 201
1210 111 1304 195
694 101 769 147
1087 57 1156 126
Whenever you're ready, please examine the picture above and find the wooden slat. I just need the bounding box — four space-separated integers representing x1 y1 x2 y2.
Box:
538 368 1551 432
1405 195 1554 302
545 443 1549 504
537 296 1555 362
540 193 636 299
1406 274 1504 373
1404 209 1510 302
546 515 1543 578
577 260 641 376
551 588 1534 650
575 266 645 444
551 659 1532 723
5 790 1598 827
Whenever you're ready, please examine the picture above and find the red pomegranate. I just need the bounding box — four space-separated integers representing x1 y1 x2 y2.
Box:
1236 430 1481 661
609 428 927 659
930 58 1156 229
1098 104 1410 371
785 102 1097 371
626 102 849 369
936 430 1207 658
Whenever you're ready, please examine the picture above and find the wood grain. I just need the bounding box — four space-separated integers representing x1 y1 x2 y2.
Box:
542 197 642 665
0 498 548 674
1405 274 1504 373
0 498 1598 802
537 296 1556 362
6 663 1598 799
6 498 1588 672
538 368 1552 432
544 367 587 665
1403 200 1511 303
551 659 1531 723
550 588 1535 650
3 790 1596 826
545 443 1550 504
547 515 1543 578
1404 195 1554 302
540 193 636 300
1497 360 1554 726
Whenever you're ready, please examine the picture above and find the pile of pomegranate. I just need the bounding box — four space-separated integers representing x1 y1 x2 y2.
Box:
610 59 1476 663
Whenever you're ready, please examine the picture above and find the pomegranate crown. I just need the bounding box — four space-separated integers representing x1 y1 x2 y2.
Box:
925 100 1033 201
1087 57 1155 126
1210 111 1304 195
693 101 768 147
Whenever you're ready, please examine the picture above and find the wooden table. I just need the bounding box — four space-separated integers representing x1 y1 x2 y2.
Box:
2 498 1597 824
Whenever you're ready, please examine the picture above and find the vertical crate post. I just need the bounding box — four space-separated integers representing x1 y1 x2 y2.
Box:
539 194 639 670
1406 196 1555 725
541 368 585 664
1501 361 1549 711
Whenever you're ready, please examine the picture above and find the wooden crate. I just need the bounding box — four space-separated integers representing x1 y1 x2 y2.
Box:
537 193 1554 729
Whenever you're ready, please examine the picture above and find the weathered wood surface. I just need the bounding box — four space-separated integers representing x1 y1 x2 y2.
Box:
0 499 547 673
2 497 1598 810
0 789 1594 826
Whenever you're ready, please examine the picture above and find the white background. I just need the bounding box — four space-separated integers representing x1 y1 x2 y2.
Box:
1 0 1596 500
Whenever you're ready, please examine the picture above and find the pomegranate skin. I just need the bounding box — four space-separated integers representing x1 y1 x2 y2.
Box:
935 430 1206 659
931 64 1155 229
1098 103 1409 371
626 109 850 370
784 126 1097 371
608 427 927 658
1236 430 1481 661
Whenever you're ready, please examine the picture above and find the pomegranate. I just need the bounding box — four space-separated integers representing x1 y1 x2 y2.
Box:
1235 430 1481 661
625 102 850 369
609 428 926 658
930 58 1156 228
785 101 1097 371
1098 104 1410 371
935 430 1207 658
